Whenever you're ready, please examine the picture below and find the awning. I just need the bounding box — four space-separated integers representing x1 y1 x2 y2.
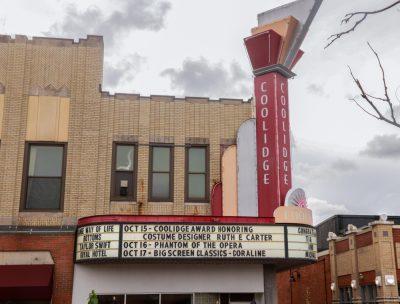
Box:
0 251 54 300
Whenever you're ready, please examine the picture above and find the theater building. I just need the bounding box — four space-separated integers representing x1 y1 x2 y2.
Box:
277 215 400 304
0 2 324 304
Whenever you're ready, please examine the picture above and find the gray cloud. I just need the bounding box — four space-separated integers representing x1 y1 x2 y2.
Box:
45 0 171 47
307 197 350 224
104 54 146 88
331 158 358 172
292 142 400 222
161 58 252 99
360 134 400 159
307 83 327 97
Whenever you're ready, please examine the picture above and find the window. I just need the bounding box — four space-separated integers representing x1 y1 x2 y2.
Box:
149 145 173 201
339 287 353 304
22 143 66 211
161 294 192 304
111 143 137 201
186 146 208 202
361 285 377 303
98 295 124 304
126 294 159 304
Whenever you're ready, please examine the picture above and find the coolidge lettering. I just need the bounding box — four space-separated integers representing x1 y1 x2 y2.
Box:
255 73 279 217
276 73 292 201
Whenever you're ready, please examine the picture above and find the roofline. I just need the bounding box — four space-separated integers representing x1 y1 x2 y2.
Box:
317 214 400 227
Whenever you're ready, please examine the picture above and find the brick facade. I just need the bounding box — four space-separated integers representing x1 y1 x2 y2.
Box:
277 223 400 304
277 254 331 304
0 35 252 227
0 35 253 303
0 233 75 303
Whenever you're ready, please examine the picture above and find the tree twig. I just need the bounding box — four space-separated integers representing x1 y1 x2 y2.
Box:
325 1 400 48
367 42 397 123
347 59 400 129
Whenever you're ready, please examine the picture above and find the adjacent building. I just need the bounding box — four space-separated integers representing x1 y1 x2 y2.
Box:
277 215 400 304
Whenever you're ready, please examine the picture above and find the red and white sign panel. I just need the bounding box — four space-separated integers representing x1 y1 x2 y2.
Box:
254 72 292 217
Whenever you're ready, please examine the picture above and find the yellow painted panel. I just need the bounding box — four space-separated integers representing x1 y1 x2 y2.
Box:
26 95 70 141
0 95 3 139
58 97 70 141
251 16 299 65
26 96 40 140
222 145 238 216
36 96 59 141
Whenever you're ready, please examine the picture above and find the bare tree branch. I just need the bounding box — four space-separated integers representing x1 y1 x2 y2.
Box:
325 1 400 48
348 96 380 120
347 44 400 129
366 42 397 123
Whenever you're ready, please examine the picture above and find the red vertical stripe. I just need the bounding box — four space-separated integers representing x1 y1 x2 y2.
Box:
255 73 280 217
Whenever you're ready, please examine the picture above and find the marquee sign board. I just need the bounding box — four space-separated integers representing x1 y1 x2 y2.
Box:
75 222 316 262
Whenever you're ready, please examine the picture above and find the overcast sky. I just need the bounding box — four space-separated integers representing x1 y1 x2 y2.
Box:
2 0 400 223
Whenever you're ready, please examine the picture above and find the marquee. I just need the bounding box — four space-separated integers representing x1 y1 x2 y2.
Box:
75 221 316 263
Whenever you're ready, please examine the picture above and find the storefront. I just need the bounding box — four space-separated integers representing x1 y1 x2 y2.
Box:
71 215 317 304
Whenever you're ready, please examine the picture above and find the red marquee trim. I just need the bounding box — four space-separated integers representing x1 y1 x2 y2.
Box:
77 214 275 226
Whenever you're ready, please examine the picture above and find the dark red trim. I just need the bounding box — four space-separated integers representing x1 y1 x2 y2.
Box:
0 264 53 300
211 182 223 216
359 270 375 286
78 214 275 226
337 274 352 288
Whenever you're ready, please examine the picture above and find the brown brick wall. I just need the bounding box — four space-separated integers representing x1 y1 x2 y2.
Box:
393 228 400 242
355 231 372 248
277 255 331 304
337 274 351 288
0 35 252 226
359 270 375 286
335 239 349 254
0 233 75 304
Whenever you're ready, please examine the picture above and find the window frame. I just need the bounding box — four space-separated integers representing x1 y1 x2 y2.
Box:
339 286 353 304
20 142 67 212
185 144 209 203
360 284 377 304
110 142 138 201
148 144 174 202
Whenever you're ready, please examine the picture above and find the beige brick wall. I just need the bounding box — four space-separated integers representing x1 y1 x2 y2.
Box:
357 245 375 272
0 35 252 226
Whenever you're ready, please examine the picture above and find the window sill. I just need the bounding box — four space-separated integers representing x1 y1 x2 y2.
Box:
185 201 210 205
19 211 64 215
110 201 137 204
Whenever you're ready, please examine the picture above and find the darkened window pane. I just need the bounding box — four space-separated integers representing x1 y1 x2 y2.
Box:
161 294 192 304
0 301 51 304
26 178 61 209
114 172 134 197
188 174 205 199
153 147 170 171
152 172 170 198
126 294 159 304
230 294 254 302
116 145 134 171
98 295 124 304
29 146 63 177
188 148 205 172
